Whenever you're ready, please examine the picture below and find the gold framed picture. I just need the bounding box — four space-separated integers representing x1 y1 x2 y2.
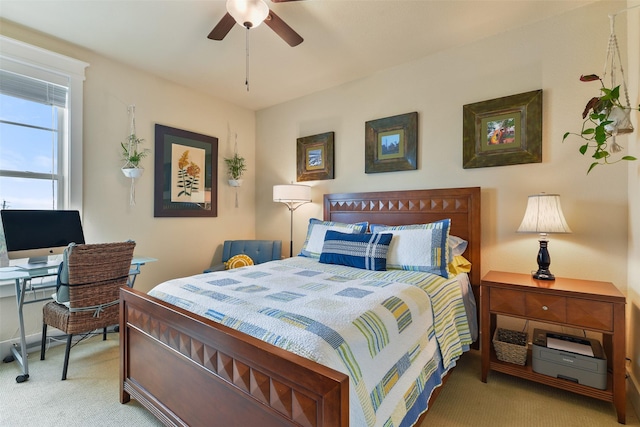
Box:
296 132 334 181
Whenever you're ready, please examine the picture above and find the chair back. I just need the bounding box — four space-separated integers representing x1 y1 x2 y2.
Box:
222 240 282 264
66 241 135 331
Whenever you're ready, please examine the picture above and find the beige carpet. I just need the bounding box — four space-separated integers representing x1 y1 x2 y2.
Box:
0 335 638 426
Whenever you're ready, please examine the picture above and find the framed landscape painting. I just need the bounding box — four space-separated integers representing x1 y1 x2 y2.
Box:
463 90 542 169
296 132 334 181
365 112 417 173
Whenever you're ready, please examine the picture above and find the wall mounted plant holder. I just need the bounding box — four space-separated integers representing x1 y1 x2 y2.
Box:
122 167 144 179
121 105 150 206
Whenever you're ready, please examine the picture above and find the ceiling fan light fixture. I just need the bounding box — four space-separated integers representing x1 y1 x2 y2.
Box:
226 0 269 29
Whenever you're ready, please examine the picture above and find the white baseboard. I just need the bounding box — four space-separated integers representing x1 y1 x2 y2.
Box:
1 328 75 361
0 331 46 361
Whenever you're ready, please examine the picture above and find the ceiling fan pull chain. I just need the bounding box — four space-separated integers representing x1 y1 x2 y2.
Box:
245 27 250 92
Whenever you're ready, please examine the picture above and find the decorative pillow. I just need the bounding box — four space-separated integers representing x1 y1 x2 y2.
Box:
225 254 254 270
370 219 452 278
448 255 472 276
299 218 368 258
319 231 392 271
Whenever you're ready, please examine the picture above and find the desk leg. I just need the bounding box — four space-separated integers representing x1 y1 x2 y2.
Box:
10 278 30 382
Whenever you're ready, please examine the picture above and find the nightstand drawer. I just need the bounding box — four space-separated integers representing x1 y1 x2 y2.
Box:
489 288 525 315
525 293 566 323
566 299 613 331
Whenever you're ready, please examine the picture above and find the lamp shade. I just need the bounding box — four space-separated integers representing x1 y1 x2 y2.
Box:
226 0 269 29
273 184 311 205
517 194 572 234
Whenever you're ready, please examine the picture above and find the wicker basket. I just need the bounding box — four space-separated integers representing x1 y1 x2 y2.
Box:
493 328 528 366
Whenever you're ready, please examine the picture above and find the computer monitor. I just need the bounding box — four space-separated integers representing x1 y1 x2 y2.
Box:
1 209 85 265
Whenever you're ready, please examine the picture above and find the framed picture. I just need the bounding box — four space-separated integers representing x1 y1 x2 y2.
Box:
154 124 218 217
296 132 334 181
365 112 417 173
463 90 542 169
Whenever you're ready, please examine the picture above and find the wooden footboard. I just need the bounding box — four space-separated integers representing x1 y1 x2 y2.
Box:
119 287 349 427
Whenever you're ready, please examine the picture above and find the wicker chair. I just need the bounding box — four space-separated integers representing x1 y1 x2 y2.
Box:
40 241 135 380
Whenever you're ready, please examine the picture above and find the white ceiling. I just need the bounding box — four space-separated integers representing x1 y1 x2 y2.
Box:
0 0 597 111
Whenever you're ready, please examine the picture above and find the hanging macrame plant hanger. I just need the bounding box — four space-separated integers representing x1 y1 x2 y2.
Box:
601 12 634 149
122 105 141 206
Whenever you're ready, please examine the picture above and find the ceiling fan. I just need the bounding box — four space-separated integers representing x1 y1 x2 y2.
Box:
208 0 304 47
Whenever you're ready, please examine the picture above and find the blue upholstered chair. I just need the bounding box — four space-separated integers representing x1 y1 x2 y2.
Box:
204 240 282 272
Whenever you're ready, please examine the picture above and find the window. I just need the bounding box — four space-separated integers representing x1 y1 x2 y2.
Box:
0 36 88 264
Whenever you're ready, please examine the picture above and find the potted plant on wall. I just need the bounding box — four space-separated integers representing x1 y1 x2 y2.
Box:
121 133 150 178
224 152 247 187
562 74 639 174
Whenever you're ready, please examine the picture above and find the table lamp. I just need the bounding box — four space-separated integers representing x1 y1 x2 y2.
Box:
273 184 311 257
517 193 571 280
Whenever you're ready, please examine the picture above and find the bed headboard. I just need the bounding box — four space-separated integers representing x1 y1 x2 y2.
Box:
323 187 481 286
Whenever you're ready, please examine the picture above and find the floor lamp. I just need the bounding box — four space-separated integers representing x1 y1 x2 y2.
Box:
273 184 311 257
517 193 572 280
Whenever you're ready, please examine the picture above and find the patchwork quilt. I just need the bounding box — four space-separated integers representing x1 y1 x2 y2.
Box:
148 256 472 427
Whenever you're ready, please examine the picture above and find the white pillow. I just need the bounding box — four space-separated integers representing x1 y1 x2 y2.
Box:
299 218 368 258
370 219 452 278
449 235 468 256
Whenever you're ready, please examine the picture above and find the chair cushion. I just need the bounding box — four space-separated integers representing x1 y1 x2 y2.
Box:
55 243 75 303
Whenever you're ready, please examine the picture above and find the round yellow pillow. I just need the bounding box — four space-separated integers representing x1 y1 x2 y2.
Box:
225 254 254 270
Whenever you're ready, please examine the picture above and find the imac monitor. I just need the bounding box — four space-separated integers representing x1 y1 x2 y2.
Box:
1 209 85 266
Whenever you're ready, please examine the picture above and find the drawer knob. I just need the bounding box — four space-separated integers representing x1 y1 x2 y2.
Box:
542 305 548 311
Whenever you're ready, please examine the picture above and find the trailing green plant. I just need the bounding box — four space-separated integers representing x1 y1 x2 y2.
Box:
563 74 639 174
224 152 247 180
121 134 150 168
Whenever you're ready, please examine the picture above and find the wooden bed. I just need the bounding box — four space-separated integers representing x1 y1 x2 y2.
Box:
119 186 481 427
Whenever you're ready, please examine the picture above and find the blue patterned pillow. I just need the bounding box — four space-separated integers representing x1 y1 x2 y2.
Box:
299 218 368 258
319 231 392 271
370 219 452 278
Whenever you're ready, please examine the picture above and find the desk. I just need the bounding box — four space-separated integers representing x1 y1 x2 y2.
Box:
1 256 156 383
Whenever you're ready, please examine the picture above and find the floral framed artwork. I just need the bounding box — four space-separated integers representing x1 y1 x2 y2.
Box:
296 131 334 181
154 124 218 217
463 90 542 169
365 112 417 173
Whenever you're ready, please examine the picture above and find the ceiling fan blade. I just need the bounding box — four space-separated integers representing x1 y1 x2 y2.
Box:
264 10 303 47
270 0 304 2
208 13 236 40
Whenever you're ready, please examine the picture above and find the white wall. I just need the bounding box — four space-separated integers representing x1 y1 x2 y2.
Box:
626 0 640 417
0 20 257 348
256 1 629 288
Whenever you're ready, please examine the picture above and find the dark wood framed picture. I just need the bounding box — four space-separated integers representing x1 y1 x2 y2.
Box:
154 124 218 217
463 90 542 169
296 132 334 182
365 112 417 173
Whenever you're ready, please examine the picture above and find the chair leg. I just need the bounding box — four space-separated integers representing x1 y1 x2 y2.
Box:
103 327 107 340
40 323 48 360
61 334 72 380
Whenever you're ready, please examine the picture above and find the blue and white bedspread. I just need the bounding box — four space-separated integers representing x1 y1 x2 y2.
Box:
148 256 473 427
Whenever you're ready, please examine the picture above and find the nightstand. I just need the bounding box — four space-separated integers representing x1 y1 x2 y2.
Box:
480 271 626 424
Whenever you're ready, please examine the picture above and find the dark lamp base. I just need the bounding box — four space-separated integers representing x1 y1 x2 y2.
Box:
533 269 555 281
532 239 555 280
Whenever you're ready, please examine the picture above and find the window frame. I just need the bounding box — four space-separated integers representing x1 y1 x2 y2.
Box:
0 35 88 212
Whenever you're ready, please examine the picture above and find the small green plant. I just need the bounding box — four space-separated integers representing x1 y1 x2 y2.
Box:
121 134 150 168
563 74 639 174
224 152 247 180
